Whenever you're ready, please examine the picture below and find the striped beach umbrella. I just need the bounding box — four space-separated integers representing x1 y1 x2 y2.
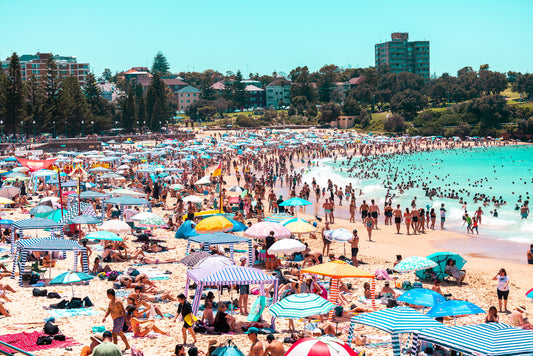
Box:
180 251 212 267
29 205 54 217
269 293 335 319
282 218 316 234
263 213 293 223
195 255 235 269
69 215 102 225
393 256 438 273
285 337 358 356
244 221 291 239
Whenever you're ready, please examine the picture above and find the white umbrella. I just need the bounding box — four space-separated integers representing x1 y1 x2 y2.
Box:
195 256 235 269
183 195 203 204
323 228 352 242
100 220 132 234
194 176 211 185
267 239 306 255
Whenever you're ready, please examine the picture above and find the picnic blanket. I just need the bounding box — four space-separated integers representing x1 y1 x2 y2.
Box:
47 308 99 318
0 331 80 353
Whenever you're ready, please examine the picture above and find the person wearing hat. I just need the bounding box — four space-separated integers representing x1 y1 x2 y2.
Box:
207 339 218 356
510 306 532 329
379 281 396 299
92 331 122 356
245 327 263 356
264 334 285 356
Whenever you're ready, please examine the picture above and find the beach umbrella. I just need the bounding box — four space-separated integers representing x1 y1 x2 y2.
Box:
279 197 312 207
100 220 132 234
269 293 335 319
425 300 485 325
285 337 358 356
228 218 247 232
69 215 102 225
195 255 235 269
131 212 166 228
109 188 146 197
170 183 184 190
526 287 533 299
396 288 446 308
415 252 467 281
0 186 20 198
29 205 54 217
393 256 438 273
0 197 15 205
263 213 293 223
0 219 14 228
86 231 122 241
244 221 291 239
323 228 352 242
180 251 211 267
183 195 203 204
45 209 69 223
227 185 245 193
267 238 306 255
282 218 316 234
49 271 93 298
195 176 211 185
195 216 233 234
175 220 198 239
212 344 245 356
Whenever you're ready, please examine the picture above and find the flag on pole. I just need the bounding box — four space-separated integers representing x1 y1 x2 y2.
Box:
212 162 222 177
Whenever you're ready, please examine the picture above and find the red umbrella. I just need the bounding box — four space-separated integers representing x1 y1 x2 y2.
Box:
285 337 359 356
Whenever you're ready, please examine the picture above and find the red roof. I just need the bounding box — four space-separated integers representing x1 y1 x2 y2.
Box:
348 76 365 85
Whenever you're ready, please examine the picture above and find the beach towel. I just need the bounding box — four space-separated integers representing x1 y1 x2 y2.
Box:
47 308 99 318
0 331 79 353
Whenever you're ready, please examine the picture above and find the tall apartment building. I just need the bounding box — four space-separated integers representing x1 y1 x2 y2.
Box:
375 32 430 79
266 76 291 108
1 52 90 84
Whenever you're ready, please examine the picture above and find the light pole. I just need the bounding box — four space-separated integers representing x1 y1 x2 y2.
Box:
143 121 145 135
91 121 94 135
33 120 36 137
21 121 23 136
0 120 3 137
159 121 161 132
81 120 84 137
53 121 56 138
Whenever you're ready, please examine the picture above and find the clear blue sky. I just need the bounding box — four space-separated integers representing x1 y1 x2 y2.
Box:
1 0 532 78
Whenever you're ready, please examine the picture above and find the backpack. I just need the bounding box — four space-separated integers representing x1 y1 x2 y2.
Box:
83 296 93 307
44 321 59 336
47 292 61 299
33 288 48 297
107 271 118 281
30 273 40 285
36 336 53 345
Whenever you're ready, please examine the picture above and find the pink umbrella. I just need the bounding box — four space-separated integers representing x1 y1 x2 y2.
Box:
285 337 359 356
244 221 291 239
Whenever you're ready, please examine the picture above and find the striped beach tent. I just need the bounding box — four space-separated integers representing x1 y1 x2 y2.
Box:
269 293 335 319
347 306 444 355
58 202 97 226
186 232 253 267
11 238 88 286
185 265 279 328
10 218 65 254
414 323 533 355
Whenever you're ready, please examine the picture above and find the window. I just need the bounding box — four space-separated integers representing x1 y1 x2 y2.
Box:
187 94 190 97
186 100 190 103
193 94 196 97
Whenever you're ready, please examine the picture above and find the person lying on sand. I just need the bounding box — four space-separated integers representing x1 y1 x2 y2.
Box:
134 256 180 265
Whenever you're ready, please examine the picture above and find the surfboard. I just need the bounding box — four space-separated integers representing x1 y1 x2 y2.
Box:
247 295 266 322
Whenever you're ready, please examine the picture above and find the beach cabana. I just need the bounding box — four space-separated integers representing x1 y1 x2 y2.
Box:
10 218 64 254
301 261 376 319
102 196 151 220
67 191 111 210
186 232 253 266
11 238 88 286
413 323 533 356
185 265 278 325
347 306 444 355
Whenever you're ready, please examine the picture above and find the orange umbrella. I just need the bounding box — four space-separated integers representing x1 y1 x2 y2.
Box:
302 261 376 318
195 215 233 234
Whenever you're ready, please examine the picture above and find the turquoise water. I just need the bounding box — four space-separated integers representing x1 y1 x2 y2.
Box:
302 145 533 243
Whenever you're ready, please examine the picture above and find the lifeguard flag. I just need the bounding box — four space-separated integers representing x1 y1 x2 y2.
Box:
212 162 222 177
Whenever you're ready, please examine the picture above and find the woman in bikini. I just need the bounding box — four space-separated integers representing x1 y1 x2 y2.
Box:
404 208 412 235
125 305 169 337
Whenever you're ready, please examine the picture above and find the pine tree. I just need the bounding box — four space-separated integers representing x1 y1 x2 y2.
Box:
25 74 46 134
151 51 170 75
58 76 91 137
84 73 108 117
41 57 61 133
232 70 248 108
137 95 146 130
150 99 162 132
4 53 25 134
144 72 169 132
121 88 136 133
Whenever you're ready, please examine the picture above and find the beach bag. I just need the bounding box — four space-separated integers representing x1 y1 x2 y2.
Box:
401 281 412 290
67 298 83 309
30 273 40 285
53 334 66 341
83 296 93 307
36 336 53 345
33 288 48 297
387 299 398 308
107 271 118 281
47 292 61 299
44 321 59 336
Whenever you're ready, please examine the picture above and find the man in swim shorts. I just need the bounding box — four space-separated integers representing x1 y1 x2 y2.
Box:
349 230 359 267
369 199 380 229
440 203 446 230
102 289 130 350
521 202 529 219
360 200 369 223
393 204 402 234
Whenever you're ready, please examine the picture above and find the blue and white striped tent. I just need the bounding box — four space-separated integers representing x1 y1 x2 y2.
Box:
186 232 253 267
414 323 533 356
11 238 88 286
186 265 279 327
102 196 151 220
347 307 444 355
57 202 97 226
10 218 64 254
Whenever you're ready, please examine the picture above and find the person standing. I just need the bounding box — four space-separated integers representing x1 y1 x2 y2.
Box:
493 268 510 313
321 222 331 256
521 202 529 219
245 327 264 356
440 203 446 230
238 257 249 315
174 293 197 345
102 289 130 351
393 204 402 234
369 199 380 229
365 217 375 242
349 230 359 267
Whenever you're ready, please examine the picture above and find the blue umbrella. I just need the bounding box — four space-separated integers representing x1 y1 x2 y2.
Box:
228 218 247 232
175 220 198 239
425 300 485 325
0 219 14 228
212 345 245 356
86 231 122 241
397 288 445 308
69 215 102 225
415 252 467 281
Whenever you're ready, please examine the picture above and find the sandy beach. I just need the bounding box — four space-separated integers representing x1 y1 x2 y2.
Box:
0 129 531 356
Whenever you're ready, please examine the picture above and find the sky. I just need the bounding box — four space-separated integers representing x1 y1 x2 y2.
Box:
1 0 532 78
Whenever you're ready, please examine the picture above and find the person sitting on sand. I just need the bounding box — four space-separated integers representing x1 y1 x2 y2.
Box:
213 303 236 333
363 282 372 299
432 280 443 295
527 244 533 264
91 257 111 275
485 306 499 323
379 281 396 299
510 306 532 329
102 245 127 263
119 275 157 293
201 292 215 326
125 305 169 337
445 259 466 286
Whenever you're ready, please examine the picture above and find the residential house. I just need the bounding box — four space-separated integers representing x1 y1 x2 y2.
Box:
136 77 188 94
266 76 291 108
177 86 201 112
245 85 266 108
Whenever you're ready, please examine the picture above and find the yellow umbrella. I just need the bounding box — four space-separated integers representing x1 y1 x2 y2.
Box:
195 215 233 234
0 197 15 205
282 218 316 234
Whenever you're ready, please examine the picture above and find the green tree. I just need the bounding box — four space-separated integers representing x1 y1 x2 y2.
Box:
121 88 136 132
291 96 309 115
24 74 46 132
57 76 92 136
84 73 110 118
475 70 508 95
145 72 169 131
513 74 533 100
198 106 217 121
468 95 510 134
318 64 338 103
235 113 254 127
151 51 170 75
290 66 316 103
3 53 25 134
342 98 361 116
232 70 248 108
41 56 62 133
390 89 427 120
359 109 370 129
383 113 406 133
319 102 342 123
101 68 112 82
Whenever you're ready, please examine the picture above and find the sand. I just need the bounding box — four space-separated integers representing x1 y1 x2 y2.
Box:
0 130 531 356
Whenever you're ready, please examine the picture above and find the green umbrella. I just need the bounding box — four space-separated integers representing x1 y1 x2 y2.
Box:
49 271 93 298
415 252 467 281
45 209 69 223
69 215 102 225
30 205 54 217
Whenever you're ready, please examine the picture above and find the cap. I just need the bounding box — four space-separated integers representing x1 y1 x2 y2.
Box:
245 327 260 334
208 339 218 346
102 331 112 339
240 256 247 262
266 334 275 341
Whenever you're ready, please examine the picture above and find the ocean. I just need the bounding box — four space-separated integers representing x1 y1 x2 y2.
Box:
300 144 533 244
